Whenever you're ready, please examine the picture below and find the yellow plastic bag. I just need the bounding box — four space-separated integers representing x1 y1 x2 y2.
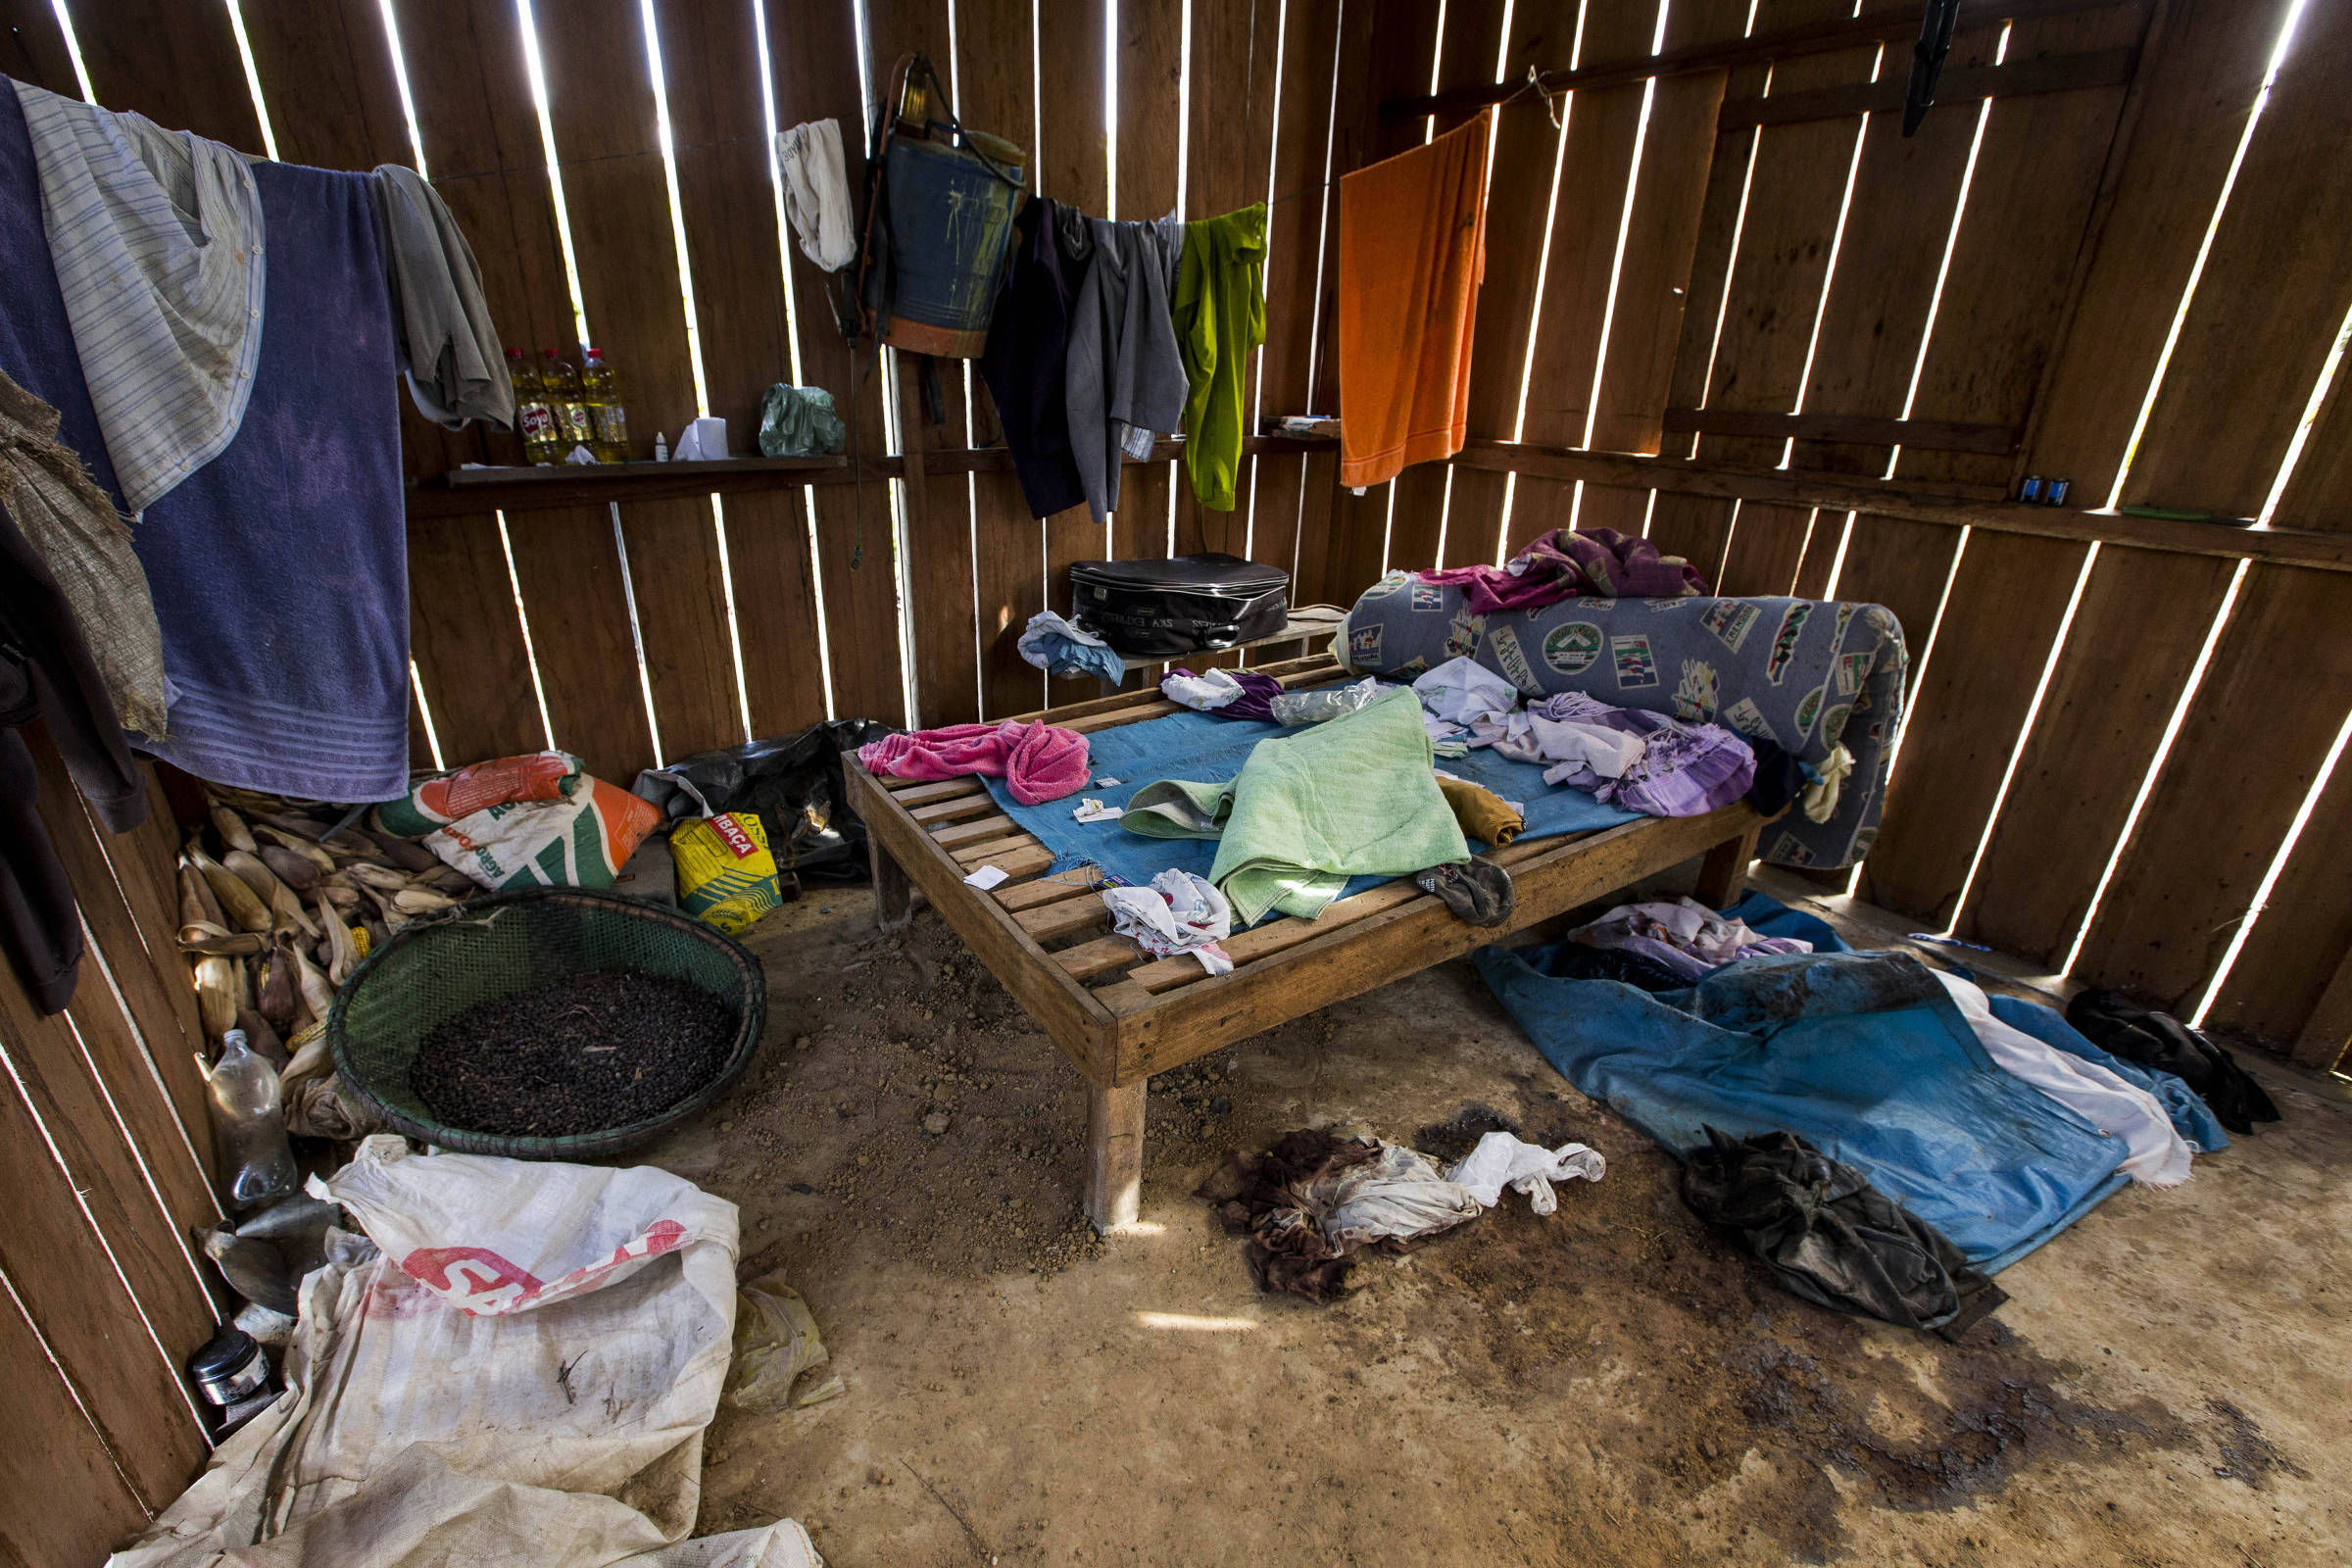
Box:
671 811 783 935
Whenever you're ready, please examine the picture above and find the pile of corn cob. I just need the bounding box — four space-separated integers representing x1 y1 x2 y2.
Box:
175 794 472 1067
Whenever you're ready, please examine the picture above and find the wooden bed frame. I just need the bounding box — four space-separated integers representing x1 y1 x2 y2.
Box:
846 653 1767 1229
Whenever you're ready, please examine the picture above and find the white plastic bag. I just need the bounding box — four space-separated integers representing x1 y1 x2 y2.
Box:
1446 1131 1605 1216
109 1137 820 1568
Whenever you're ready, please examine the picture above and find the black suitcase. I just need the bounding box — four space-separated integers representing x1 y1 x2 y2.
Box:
1068 554 1291 659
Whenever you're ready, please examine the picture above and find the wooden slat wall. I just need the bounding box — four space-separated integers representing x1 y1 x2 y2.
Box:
0 733 223 1553
17 0 2352 1548
1325 0 2352 1064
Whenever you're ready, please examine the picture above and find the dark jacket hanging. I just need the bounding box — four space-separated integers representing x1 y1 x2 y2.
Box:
0 496 149 1013
976 196 1090 520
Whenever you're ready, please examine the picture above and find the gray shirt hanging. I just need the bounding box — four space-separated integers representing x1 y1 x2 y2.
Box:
1062 215 1188 526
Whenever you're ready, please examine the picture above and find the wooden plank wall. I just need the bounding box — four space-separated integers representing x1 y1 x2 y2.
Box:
0 738 223 1561
1325 0 2352 1067
10 0 2352 1548
16 0 2341 979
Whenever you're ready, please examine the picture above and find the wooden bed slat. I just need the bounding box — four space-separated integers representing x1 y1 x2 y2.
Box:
1115 833 1572 994
910 793 1001 824
952 832 1044 866
1018 897 1113 945
887 777 983 805
958 844 1057 881
1055 935 1149 984
1100 806 1767 1080
931 813 1017 848
994 874 1104 912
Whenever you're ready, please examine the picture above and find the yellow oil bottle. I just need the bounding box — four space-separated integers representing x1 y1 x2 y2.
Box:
580 346 631 463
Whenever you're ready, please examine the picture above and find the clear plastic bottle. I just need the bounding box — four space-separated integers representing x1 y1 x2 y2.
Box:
207 1029 297 1210
542 349 595 460
578 345 631 463
511 348 561 465
1270 676 1395 726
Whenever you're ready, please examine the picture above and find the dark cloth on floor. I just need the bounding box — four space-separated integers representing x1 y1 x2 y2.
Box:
0 92 413 801
1199 1128 1482 1302
2065 988 2280 1135
1200 1130 1381 1301
977 196 1088 519
1524 941 1689 993
1730 892 2230 1155
1682 1126 2003 1334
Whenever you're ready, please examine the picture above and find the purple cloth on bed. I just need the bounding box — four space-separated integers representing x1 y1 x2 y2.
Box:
1420 526 1707 613
1167 666 1285 721
0 92 411 801
1526 692 1755 817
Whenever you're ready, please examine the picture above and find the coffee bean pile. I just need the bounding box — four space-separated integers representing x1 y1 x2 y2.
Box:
410 966 738 1138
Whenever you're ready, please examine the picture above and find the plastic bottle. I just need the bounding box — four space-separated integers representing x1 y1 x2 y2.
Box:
511 348 560 465
207 1029 297 1210
579 345 631 463
542 349 595 460
654 430 669 463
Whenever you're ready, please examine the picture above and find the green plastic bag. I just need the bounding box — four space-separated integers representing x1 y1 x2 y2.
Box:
759 384 848 458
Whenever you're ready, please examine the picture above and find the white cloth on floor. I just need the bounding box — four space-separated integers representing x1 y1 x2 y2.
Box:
1445 1131 1605 1215
1928 968 2194 1189
1320 1141 1486 1250
1161 666 1252 711
1102 868 1234 974
776 118 855 271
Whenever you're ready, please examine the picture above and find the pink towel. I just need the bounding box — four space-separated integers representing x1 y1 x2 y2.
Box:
858 720 1091 805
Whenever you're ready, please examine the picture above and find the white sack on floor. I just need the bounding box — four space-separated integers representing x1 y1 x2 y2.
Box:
109 1137 821 1568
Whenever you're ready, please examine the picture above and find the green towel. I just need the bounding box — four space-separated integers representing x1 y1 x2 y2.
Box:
1123 688 1469 922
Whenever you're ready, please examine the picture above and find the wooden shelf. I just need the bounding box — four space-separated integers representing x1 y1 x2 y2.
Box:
405 433 1340 519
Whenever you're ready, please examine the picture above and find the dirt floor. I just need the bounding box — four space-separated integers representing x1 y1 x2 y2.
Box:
640 867 2352 1567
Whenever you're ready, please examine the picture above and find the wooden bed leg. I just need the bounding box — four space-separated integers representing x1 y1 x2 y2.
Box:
1084 1078 1147 1232
1695 821 1764 910
870 832 917 932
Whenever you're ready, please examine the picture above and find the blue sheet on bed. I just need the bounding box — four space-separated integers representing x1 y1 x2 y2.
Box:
979 705 1639 910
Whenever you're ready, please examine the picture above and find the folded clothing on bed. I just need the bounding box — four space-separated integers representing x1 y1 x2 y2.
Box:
1123 687 1469 923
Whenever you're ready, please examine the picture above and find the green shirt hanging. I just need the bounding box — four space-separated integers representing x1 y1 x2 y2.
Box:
1174 203 1268 514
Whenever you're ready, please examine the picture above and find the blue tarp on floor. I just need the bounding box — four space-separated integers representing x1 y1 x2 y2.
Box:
1473 941 2132 1271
